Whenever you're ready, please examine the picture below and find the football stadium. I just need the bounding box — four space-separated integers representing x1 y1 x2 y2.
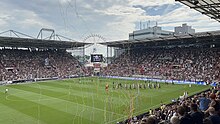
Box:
0 0 220 124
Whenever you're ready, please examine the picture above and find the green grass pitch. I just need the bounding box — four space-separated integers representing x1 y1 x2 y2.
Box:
0 77 210 124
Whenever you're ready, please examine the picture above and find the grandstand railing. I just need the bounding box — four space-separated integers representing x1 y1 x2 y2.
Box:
102 76 207 85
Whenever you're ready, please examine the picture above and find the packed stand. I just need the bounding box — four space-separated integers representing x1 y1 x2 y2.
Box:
121 86 220 124
0 48 84 81
103 47 220 83
103 50 145 76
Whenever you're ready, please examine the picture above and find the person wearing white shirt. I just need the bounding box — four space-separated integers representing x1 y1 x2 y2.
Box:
5 88 8 94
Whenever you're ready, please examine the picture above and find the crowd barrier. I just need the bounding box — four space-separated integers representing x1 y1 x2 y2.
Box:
101 76 207 85
0 75 90 85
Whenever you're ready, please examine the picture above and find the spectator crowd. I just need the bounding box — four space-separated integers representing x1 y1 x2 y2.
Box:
121 86 220 124
104 46 220 123
0 48 85 81
1 46 220 124
103 47 220 83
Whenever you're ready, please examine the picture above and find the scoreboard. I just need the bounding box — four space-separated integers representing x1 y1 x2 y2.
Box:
91 54 103 62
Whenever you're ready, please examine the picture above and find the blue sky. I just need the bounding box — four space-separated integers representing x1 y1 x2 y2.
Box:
0 0 220 43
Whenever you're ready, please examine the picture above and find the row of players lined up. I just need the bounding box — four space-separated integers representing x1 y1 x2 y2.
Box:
112 82 163 89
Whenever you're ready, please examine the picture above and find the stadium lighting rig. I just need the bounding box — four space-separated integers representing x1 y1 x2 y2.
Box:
175 0 220 22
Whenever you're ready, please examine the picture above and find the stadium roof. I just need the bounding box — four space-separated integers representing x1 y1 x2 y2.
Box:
0 30 90 49
0 36 89 49
100 31 220 48
175 0 220 22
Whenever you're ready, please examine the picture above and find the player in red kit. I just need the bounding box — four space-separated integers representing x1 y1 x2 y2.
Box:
105 83 109 93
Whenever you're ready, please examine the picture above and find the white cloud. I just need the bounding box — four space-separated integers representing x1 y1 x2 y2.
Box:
128 0 175 6
59 0 72 5
95 4 148 40
16 10 53 29
96 5 145 16
0 0 219 41
0 14 11 28
157 5 220 32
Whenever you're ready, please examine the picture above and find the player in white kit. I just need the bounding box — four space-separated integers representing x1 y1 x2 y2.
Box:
5 88 8 94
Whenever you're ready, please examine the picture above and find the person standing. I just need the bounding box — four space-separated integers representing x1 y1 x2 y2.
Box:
199 93 211 111
105 83 109 93
190 103 203 124
208 107 220 124
5 88 8 94
177 106 193 124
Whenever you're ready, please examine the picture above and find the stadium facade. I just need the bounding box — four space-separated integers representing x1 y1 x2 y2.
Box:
129 26 173 40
